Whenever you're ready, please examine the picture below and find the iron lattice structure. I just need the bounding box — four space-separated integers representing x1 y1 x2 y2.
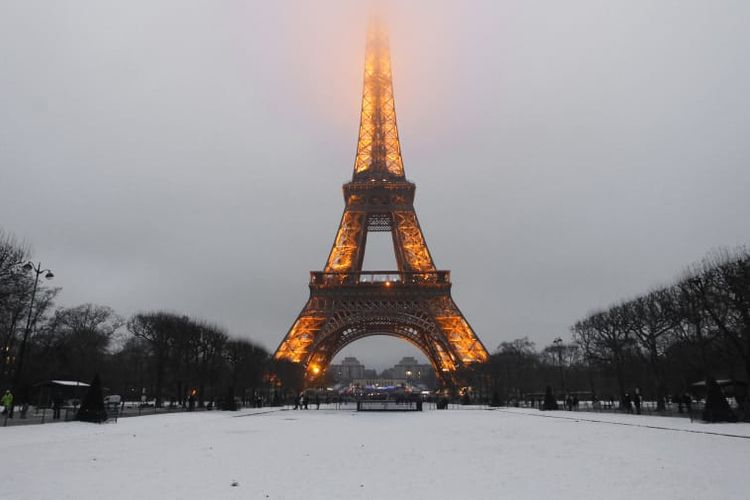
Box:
274 18 489 385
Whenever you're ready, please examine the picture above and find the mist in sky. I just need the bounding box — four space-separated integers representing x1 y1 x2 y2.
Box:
1 1 749 371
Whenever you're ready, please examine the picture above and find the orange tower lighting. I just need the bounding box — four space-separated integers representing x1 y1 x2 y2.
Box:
273 15 489 385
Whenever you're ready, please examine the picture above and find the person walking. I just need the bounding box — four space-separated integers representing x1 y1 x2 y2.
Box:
1 389 13 418
683 393 692 414
622 392 633 413
633 387 642 415
53 393 63 420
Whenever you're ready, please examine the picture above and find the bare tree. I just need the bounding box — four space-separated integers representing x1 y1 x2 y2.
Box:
488 337 539 402
128 312 180 407
34 304 123 381
224 338 267 405
194 322 228 406
671 272 718 377
623 289 677 410
541 339 580 394
579 305 634 399
0 229 31 385
694 249 750 383
571 320 599 397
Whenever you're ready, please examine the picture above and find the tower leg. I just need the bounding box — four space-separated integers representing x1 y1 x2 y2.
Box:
429 296 489 366
274 299 328 365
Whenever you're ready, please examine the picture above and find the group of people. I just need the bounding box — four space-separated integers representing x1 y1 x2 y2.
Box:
564 394 580 411
674 392 693 414
621 388 644 414
292 393 320 410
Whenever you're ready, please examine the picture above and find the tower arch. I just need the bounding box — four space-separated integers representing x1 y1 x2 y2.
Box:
305 313 457 383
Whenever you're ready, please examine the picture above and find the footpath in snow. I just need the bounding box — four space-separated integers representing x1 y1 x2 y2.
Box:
1 406 749 500
494 407 750 438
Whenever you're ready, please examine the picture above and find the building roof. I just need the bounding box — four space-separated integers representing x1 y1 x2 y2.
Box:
37 380 91 387
340 357 363 366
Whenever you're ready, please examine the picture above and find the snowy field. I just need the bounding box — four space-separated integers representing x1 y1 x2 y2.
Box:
2 407 749 500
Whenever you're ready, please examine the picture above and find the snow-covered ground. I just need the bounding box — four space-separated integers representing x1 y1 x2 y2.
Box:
2 406 749 500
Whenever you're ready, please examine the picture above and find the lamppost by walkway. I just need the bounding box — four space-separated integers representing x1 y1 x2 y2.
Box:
12 261 54 411
553 337 566 394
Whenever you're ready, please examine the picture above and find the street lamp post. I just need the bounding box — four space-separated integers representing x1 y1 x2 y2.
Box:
12 261 54 410
553 337 566 394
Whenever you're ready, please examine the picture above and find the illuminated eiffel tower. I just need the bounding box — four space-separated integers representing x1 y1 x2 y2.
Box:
274 17 489 385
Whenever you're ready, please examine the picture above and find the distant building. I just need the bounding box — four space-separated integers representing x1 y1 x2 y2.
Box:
329 357 365 382
392 357 436 387
330 356 437 388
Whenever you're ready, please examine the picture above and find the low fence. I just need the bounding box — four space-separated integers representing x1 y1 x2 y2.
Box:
508 399 710 420
2 401 260 427
289 399 490 412
8 398 714 427
2 406 80 427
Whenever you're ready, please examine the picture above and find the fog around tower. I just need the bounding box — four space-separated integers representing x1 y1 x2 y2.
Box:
1 1 749 370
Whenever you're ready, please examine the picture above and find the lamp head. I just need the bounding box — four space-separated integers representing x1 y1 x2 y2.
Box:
45 271 54 280
22 262 33 272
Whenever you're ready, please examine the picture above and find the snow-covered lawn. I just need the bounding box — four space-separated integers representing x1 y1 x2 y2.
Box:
2 406 749 499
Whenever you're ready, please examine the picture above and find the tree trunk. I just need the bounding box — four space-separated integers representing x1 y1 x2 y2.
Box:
198 379 206 408
154 356 165 408
587 363 596 399
649 347 666 411
614 353 626 401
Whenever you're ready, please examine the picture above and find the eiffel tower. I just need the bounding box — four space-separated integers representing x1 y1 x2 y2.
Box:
274 17 489 385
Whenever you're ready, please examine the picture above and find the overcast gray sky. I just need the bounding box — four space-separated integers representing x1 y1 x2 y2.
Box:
1 1 749 370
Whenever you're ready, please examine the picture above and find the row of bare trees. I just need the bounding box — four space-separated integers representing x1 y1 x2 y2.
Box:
572 248 750 410
465 337 588 404
464 248 749 412
1 228 281 407
123 312 269 407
